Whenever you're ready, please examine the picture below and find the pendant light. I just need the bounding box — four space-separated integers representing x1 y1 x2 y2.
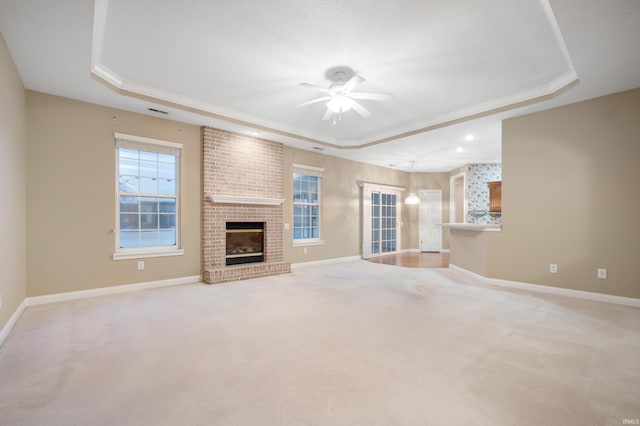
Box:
404 192 420 205
404 160 420 205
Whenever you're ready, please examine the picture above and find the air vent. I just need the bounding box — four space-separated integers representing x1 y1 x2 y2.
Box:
148 107 168 115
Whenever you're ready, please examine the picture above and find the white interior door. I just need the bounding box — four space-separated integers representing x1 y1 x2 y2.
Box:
419 190 442 252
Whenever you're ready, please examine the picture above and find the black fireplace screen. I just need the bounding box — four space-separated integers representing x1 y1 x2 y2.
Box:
226 222 264 265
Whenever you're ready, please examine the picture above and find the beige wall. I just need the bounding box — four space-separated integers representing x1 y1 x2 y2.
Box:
26 92 201 297
0 33 27 331
488 88 640 298
282 147 452 263
23 90 453 296
283 147 410 263
449 229 489 277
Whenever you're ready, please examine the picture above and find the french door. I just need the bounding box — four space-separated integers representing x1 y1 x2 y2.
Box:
371 192 397 255
362 183 402 258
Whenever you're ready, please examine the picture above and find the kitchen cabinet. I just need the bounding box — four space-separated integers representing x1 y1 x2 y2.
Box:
488 181 502 212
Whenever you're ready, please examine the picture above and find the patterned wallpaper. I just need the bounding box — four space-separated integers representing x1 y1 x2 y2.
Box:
466 163 502 224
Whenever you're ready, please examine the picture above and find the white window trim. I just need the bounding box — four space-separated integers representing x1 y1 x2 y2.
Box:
113 133 183 260
293 163 324 176
112 248 184 261
292 164 324 245
292 240 326 247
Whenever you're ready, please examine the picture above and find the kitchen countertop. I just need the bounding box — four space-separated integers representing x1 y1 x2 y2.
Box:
440 223 501 232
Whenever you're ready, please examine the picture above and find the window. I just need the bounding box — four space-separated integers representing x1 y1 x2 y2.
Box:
293 164 324 245
113 133 184 260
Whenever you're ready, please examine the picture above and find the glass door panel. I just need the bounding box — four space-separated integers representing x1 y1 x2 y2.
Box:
371 192 397 255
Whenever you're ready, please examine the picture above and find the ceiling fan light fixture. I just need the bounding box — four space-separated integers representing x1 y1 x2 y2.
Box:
326 95 354 113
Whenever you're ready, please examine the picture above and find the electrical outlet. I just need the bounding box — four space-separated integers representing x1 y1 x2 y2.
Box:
303 247 308 254
550 264 558 274
597 268 607 279
284 223 290 230
137 261 145 270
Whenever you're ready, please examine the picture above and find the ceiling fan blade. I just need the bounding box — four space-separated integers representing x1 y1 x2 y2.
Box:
299 83 329 94
350 92 393 101
342 75 365 93
322 109 333 121
351 100 371 118
296 96 331 107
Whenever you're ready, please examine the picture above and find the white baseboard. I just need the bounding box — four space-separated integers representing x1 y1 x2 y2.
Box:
400 248 449 253
0 275 202 348
291 256 362 270
449 264 487 281
26 275 202 307
449 264 640 308
0 299 27 348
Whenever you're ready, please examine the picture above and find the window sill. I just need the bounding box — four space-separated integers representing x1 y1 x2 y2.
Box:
293 240 325 247
112 249 185 261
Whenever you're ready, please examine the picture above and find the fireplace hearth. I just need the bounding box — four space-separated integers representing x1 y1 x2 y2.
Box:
226 222 264 265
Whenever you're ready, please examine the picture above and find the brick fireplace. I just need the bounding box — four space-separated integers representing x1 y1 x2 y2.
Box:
202 127 290 284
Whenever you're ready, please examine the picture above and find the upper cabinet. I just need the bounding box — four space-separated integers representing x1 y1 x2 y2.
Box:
487 181 502 212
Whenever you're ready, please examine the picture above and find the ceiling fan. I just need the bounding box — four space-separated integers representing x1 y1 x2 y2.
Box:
297 71 392 124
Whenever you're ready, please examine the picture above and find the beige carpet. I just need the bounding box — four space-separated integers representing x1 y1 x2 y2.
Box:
1 260 639 425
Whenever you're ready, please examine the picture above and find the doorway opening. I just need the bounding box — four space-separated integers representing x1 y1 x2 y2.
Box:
450 172 467 223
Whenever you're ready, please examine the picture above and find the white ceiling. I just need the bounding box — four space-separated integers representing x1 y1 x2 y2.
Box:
1 0 639 172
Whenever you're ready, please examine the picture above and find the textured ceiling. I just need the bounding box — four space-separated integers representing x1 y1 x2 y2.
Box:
1 0 639 171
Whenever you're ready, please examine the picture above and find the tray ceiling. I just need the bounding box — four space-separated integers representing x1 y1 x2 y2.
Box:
94 0 575 147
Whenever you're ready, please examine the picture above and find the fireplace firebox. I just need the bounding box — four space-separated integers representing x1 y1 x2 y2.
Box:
226 222 265 266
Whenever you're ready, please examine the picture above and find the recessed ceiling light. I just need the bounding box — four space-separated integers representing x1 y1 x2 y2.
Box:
465 134 475 141
248 130 260 136
456 147 464 153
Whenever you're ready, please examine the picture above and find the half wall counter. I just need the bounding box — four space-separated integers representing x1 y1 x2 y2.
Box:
441 223 501 277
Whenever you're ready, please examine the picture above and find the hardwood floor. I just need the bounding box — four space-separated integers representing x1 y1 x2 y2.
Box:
366 252 449 269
